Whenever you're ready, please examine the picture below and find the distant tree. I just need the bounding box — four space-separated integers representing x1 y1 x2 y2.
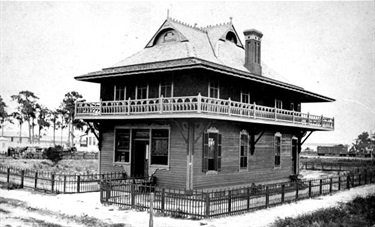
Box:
50 110 60 146
59 91 85 147
36 104 51 142
11 91 39 143
0 95 10 136
11 111 24 143
352 131 372 153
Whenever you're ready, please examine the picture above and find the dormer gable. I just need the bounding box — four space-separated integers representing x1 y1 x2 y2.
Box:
205 21 244 49
145 19 189 48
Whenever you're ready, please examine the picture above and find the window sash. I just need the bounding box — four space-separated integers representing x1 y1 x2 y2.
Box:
151 129 169 165
240 134 249 169
203 132 221 172
275 100 283 109
274 136 281 166
115 129 131 163
136 85 148 99
209 82 219 99
114 85 126 101
241 92 250 104
160 81 173 98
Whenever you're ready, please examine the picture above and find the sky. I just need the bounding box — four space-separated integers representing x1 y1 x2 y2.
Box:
0 1 374 146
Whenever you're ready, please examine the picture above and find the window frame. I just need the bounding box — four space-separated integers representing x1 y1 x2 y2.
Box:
208 81 220 99
135 84 149 100
274 132 282 168
203 127 222 173
114 85 126 101
114 128 132 164
241 91 251 104
159 81 174 98
150 129 170 166
239 130 249 170
275 99 283 109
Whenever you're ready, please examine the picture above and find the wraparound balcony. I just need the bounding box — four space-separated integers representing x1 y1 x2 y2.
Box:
75 94 334 131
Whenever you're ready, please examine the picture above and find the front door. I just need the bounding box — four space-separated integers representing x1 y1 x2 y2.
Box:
292 139 298 175
132 140 149 178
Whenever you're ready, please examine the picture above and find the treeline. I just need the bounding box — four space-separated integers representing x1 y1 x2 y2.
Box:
0 91 92 147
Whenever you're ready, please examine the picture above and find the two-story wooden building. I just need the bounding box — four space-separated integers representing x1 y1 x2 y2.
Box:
75 17 334 190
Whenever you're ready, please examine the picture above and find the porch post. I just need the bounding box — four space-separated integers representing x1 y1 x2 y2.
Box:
186 121 195 191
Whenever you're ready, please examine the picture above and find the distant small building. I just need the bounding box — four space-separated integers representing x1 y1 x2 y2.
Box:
74 132 99 152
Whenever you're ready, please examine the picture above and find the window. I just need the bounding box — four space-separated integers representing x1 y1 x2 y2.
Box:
136 85 148 99
240 130 249 169
159 81 173 98
226 31 237 44
151 129 169 165
114 85 126 101
93 138 96 146
275 99 283 109
115 129 131 163
241 92 251 104
274 133 281 167
290 103 295 111
203 128 222 172
88 137 92 146
209 82 219 99
297 104 301 112
164 31 177 42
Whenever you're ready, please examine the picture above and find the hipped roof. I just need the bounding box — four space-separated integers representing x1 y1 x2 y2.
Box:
75 17 334 103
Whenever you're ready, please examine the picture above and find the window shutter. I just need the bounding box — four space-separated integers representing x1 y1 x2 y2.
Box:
217 133 222 171
202 132 209 172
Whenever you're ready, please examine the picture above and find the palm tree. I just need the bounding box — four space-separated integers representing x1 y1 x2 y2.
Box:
36 104 51 143
11 91 39 143
11 112 24 143
0 95 10 136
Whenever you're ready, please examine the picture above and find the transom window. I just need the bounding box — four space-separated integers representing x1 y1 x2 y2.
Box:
159 81 173 98
203 128 222 172
274 133 281 167
209 82 220 99
241 92 251 104
115 129 131 163
136 85 148 99
240 130 249 169
114 85 126 101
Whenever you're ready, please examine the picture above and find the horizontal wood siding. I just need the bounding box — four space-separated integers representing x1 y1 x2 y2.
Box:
100 122 125 173
193 120 298 189
153 122 187 189
98 120 187 189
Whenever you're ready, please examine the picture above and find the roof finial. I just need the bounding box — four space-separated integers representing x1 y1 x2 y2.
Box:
229 16 233 23
167 9 170 19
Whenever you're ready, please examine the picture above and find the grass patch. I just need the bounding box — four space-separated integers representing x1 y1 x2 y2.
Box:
272 194 375 227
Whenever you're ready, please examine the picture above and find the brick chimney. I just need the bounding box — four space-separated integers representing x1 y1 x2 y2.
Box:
243 29 263 76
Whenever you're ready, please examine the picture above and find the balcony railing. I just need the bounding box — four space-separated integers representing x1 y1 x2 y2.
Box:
75 94 334 130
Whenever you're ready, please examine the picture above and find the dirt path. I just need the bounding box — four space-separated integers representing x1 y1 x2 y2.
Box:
1 184 375 227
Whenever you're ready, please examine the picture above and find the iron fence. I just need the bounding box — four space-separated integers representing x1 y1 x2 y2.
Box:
100 169 375 219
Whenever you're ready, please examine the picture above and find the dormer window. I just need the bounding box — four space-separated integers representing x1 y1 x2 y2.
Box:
225 31 237 44
164 31 177 42
154 29 179 45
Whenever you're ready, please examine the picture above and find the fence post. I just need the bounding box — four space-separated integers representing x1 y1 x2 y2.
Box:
329 178 333 193
149 192 154 227
265 186 269 208
295 182 299 201
77 175 81 193
7 167 10 184
51 174 55 193
205 193 210 218
358 174 361 186
20 170 25 189
246 188 250 211
63 175 67 194
319 179 322 195
131 183 135 208
364 170 367 185
161 188 165 212
347 175 350 189
34 172 38 190
338 176 341 191
281 184 285 203
308 181 312 198
228 190 232 214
